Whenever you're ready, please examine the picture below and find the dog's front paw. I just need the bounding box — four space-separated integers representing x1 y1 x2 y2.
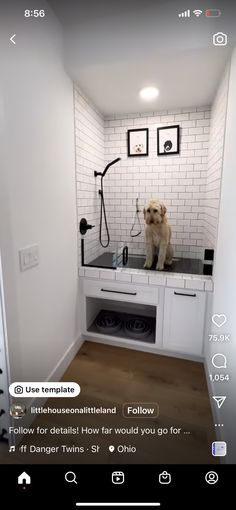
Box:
156 264 164 271
144 260 152 269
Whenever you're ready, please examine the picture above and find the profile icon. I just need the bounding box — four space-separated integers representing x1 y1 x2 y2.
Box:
10 402 27 419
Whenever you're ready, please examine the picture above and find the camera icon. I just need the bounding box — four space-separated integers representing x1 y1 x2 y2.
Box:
14 385 23 394
213 32 228 46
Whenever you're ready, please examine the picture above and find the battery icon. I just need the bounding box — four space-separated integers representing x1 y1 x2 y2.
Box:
205 9 221 17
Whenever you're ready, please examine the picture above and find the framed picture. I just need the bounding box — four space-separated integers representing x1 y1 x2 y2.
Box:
157 125 180 155
127 128 149 157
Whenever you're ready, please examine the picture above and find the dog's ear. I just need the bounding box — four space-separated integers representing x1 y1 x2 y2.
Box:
143 207 146 219
161 204 167 216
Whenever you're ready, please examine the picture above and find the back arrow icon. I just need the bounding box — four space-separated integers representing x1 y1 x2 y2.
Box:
10 34 16 45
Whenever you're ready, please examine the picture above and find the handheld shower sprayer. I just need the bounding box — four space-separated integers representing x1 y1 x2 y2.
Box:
94 157 121 248
94 157 121 178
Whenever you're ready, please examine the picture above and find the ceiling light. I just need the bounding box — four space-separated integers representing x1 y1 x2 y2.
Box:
139 86 159 101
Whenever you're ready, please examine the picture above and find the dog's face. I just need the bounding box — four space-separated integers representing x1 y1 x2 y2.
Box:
143 200 167 225
134 143 144 153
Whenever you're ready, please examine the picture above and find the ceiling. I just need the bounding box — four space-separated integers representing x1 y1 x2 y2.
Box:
48 0 236 115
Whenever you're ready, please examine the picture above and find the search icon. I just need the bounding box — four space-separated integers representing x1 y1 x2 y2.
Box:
65 471 77 484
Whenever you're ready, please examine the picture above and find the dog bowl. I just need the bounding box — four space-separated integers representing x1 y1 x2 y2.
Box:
95 311 122 334
123 317 152 339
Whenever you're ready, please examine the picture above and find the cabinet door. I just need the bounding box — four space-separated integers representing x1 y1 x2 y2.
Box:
163 288 206 356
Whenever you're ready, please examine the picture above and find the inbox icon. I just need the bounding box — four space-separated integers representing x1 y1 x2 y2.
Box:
159 471 171 484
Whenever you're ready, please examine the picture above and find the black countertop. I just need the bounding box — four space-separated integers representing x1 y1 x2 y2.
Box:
87 252 204 276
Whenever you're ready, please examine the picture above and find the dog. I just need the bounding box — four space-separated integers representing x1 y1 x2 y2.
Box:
143 199 173 271
133 143 144 154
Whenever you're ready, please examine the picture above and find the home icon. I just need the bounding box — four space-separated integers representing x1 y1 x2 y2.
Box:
18 472 31 485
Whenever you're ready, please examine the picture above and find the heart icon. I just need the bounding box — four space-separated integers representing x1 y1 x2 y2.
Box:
212 314 227 328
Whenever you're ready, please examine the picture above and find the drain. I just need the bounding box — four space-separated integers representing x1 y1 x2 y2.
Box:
95 311 122 334
123 317 152 339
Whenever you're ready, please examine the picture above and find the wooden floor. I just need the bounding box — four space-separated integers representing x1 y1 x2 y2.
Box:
10 342 217 464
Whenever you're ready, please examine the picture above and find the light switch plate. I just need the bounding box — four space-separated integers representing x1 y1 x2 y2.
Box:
19 245 39 272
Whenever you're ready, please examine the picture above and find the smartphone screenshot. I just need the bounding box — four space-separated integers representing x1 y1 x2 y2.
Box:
0 0 236 507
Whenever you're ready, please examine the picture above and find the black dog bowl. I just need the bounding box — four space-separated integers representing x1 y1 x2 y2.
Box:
123 317 152 339
95 311 122 334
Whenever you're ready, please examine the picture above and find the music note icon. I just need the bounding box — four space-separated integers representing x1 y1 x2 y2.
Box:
9 446 15 453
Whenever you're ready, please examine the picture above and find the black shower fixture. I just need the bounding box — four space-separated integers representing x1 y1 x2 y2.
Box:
94 157 121 179
79 218 95 235
94 157 121 248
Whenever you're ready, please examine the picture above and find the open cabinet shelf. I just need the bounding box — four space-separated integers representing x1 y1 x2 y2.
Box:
85 297 157 346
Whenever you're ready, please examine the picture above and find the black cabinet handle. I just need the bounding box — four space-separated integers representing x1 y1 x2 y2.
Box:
174 291 196 297
0 389 4 394
101 288 137 296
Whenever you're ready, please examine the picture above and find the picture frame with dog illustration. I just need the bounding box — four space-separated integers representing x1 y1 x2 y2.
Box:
157 125 180 155
127 128 149 157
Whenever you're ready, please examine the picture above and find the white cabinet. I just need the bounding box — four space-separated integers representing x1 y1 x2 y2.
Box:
81 276 208 359
163 288 206 356
83 278 159 305
81 277 164 352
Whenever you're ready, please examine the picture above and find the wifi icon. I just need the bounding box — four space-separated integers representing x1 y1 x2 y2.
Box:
193 9 203 17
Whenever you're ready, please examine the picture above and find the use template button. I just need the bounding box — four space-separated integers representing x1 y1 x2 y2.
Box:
123 402 159 418
9 382 80 398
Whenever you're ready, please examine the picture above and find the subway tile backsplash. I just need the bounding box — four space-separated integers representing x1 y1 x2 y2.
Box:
104 107 211 259
74 84 105 266
204 65 229 250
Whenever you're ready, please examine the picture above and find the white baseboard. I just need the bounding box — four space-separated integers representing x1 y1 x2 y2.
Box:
46 335 84 384
11 335 84 446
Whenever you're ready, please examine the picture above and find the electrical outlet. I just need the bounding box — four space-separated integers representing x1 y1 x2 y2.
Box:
19 245 39 272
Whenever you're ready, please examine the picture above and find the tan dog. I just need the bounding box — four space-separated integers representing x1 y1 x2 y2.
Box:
143 199 173 271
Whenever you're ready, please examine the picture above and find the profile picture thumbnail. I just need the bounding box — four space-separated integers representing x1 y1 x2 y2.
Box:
10 403 27 419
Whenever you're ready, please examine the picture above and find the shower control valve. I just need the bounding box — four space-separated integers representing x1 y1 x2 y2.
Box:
80 218 95 235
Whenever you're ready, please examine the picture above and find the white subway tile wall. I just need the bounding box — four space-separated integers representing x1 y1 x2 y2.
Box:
74 84 105 264
74 79 227 266
81 267 214 292
204 65 229 249
103 107 211 259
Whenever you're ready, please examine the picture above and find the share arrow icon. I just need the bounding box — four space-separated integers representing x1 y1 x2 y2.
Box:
213 396 226 409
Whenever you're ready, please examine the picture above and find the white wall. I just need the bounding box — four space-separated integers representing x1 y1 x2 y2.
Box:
104 108 210 259
205 47 236 463
0 1 79 383
74 85 104 265
0 254 11 437
204 65 229 249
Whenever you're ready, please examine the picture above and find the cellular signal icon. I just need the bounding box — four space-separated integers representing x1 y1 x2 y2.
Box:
193 9 203 17
178 9 191 18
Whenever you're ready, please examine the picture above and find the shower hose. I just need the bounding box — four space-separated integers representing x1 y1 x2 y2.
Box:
99 177 110 248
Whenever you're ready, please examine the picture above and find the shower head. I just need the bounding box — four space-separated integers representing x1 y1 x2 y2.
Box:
94 157 121 178
102 157 121 177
